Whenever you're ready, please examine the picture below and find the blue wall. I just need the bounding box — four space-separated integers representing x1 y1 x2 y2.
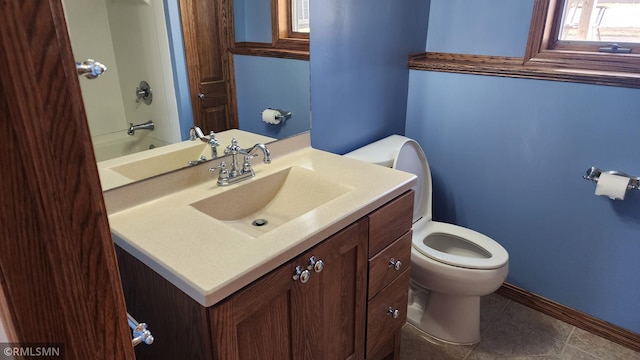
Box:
234 55 310 139
163 0 194 140
406 0 640 333
310 0 430 154
426 0 533 56
164 0 307 140
233 0 271 43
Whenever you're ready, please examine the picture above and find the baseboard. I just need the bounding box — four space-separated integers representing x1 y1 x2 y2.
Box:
497 283 640 352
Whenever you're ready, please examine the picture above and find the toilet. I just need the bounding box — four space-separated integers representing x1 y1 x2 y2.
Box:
345 135 509 345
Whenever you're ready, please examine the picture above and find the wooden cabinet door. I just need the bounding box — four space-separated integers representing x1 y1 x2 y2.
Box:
210 260 305 360
210 219 368 360
302 219 368 360
0 1 134 358
179 0 238 133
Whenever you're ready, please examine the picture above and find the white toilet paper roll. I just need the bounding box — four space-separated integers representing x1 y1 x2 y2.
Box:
595 173 629 200
261 109 281 125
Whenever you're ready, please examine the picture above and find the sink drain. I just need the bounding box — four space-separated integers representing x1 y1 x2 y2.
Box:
252 219 268 227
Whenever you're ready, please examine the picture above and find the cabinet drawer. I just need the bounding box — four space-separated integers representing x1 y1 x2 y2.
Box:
367 231 411 300
368 190 413 257
366 269 410 358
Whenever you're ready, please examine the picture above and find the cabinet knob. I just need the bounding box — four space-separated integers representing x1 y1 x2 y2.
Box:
292 266 311 283
307 256 324 273
388 258 402 271
198 93 205 100
387 307 400 319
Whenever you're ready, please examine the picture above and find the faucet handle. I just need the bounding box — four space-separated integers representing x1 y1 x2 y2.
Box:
208 131 220 145
225 137 243 154
208 161 228 178
209 161 232 186
242 154 255 173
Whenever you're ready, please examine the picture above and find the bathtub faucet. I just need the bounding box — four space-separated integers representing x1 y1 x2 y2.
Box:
127 120 155 136
190 126 220 158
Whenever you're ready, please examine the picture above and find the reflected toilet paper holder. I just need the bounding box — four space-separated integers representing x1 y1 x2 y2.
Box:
583 166 640 191
262 108 292 124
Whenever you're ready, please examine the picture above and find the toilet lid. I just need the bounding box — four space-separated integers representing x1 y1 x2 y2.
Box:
413 220 509 269
392 138 432 223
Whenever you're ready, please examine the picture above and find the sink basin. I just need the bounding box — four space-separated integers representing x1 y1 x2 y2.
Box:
110 143 209 181
190 166 353 237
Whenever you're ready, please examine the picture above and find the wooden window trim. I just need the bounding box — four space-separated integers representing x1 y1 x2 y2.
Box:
524 0 640 73
409 0 640 89
229 0 309 60
274 0 309 41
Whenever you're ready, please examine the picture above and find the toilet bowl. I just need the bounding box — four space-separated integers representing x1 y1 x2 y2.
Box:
344 135 509 345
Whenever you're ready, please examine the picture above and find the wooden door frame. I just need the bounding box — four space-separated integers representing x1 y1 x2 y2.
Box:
0 1 134 358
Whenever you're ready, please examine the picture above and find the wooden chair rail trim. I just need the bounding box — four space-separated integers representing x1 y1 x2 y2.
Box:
231 42 309 61
409 52 640 89
497 283 640 353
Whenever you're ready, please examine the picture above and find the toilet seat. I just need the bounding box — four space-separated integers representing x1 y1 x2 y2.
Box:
345 134 510 345
392 137 432 223
413 219 508 270
345 134 509 271
390 137 508 271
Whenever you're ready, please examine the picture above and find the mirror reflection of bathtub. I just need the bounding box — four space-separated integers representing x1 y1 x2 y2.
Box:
93 133 169 163
63 0 311 183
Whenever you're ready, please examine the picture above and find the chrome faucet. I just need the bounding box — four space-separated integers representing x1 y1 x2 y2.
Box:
189 126 206 141
190 126 220 158
127 120 154 136
208 138 271 186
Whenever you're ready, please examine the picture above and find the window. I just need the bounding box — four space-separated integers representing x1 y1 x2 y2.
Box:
292 0 310 34
230 0 309 60
408 0 640 89
525 0 640 74
558 0 640 43
274 0 310 44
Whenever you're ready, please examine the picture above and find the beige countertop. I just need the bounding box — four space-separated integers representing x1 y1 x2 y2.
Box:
106 133 416 307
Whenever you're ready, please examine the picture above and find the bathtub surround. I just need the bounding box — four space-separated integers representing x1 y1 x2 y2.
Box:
65 0 182 152
92 132 169 163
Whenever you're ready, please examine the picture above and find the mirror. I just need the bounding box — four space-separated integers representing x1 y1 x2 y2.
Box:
62 0 310 173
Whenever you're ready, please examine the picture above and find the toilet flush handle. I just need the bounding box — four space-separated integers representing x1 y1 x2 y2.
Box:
388 258 402 271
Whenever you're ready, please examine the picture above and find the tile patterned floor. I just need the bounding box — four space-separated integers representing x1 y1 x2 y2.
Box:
400 293 640 360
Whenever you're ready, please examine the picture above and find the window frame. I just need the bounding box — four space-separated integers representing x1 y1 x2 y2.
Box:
230 0 309 60
408 0 640 89
524 0 640 74
272 0 309 46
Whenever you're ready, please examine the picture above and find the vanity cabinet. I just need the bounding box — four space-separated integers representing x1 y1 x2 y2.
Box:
365 190 414 360
211 219 368 359
116 190 413 360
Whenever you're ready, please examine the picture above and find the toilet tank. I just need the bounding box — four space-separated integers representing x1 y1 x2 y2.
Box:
343 135 414 168
344 134 432 224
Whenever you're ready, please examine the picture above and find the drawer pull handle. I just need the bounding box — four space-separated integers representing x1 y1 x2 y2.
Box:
388 258 402 271
293 266 311 283
307 256 324 273
387 307 400 319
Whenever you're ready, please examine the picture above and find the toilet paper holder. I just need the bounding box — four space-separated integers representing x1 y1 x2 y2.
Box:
583 166 640 191
262 108 292 122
